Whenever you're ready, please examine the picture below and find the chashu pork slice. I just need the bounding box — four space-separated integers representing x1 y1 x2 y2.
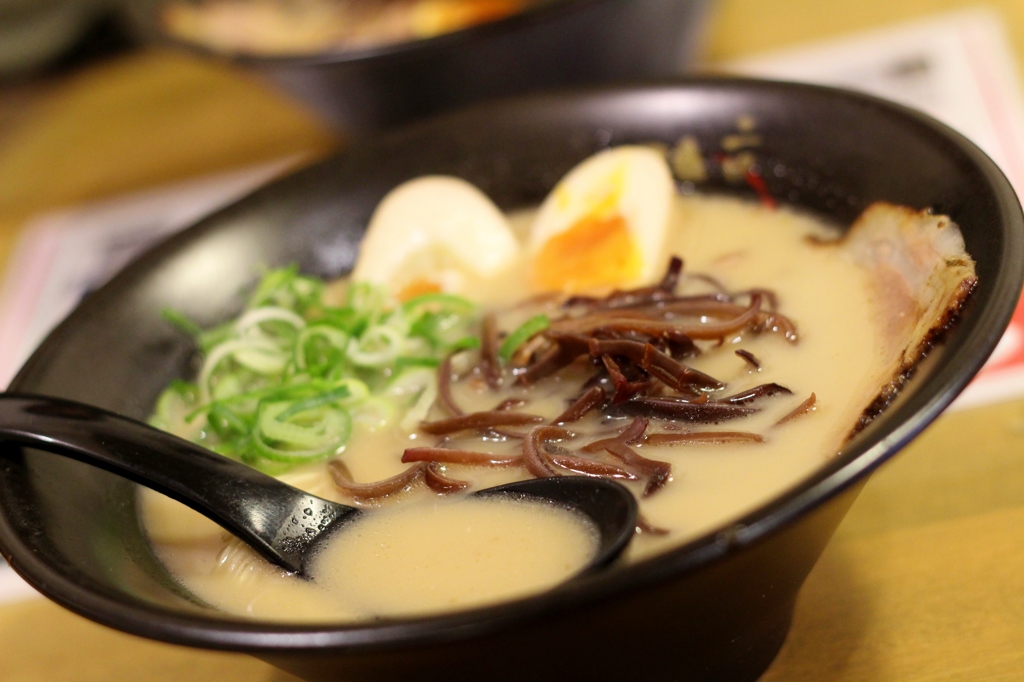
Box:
840 201 977 431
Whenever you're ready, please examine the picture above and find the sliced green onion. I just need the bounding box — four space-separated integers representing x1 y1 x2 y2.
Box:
450 336 481 352
394 356 442 370
347 324 405 367
207 403 252 437
401 292 476 316
254 401 351 461
347 282 388 318
317 306 365 335
233 346 289 374
235 307 307 335
331 378 370 404
198 338 281 399
248 267 297 307
157 266 481 473
196 322 235 354
248 266 324 313
274 385 351 422
294 325 349 373
498 314 550 362
148 380 196 431
161 308 203 337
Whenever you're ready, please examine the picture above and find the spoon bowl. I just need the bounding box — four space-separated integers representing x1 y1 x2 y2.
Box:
0 392 637 578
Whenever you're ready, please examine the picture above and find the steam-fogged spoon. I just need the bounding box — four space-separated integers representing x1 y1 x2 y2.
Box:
0 393 638 577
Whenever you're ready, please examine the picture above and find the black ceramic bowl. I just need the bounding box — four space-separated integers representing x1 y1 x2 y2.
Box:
125 0 711 131
0 80 1021 682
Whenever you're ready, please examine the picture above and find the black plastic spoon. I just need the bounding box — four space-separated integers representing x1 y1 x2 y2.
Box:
0 393 638 577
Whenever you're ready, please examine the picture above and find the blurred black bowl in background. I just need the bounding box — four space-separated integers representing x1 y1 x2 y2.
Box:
125 0 712 132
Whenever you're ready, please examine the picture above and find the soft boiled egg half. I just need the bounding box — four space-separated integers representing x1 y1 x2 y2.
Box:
352 176 521 299
352 147 675 299
527 146 674 293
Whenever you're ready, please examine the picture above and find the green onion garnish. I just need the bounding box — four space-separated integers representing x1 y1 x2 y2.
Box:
498 314 550 362
161 308 203 337
150 266 480 474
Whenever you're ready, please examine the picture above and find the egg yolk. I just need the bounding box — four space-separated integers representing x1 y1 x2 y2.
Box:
532 214 643 293
398 278 443 301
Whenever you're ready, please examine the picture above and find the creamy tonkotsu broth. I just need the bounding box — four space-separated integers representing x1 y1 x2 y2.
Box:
313 497 597 618
147 493 596 621
142 147 975 623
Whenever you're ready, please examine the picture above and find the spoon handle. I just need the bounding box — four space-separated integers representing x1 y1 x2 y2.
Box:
0 393 356 573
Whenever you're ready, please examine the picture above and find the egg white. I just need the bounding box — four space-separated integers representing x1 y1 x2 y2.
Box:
352 176 521 298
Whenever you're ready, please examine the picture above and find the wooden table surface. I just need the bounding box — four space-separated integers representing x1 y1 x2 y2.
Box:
2 1 1024 680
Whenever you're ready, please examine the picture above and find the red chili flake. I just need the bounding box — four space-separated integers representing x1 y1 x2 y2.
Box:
744 168 777 210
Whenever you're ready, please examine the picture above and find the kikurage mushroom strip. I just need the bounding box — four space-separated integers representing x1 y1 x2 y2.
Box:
329 460 471 500
563 256 685 311
330 257 813 505
420 410 544 436
775 393 817 426
436 354 464 416
402 448 523 466
478 313 502 389
735 349 761 370
552 386 606 425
